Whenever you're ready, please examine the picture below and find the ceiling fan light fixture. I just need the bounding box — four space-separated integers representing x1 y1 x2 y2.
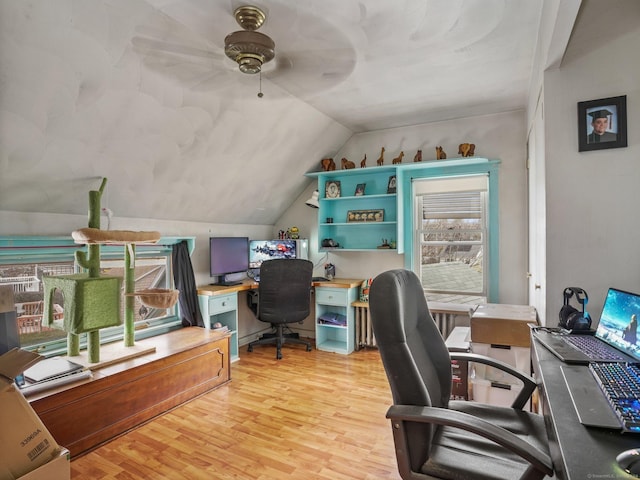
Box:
224 30 275 74
224 6 275 75
237 55 263 74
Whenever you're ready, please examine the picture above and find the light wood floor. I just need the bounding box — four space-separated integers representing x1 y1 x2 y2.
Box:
71 342 402 479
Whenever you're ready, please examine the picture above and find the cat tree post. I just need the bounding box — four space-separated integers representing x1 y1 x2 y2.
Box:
74 178 108 362
124 244 136 347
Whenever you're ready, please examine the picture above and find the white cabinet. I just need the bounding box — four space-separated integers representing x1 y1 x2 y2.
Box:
314 283 359 354
198 292 239 362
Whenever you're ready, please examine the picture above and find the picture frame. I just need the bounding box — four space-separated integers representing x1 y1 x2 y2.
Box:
325 180 341 198
346 209 384 223
387 175 397 194
354 183 366 196
577 95 627 152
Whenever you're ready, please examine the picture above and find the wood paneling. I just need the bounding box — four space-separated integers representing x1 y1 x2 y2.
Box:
71 344 401 479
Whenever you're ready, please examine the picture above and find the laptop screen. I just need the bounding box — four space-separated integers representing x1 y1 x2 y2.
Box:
595 288 640 361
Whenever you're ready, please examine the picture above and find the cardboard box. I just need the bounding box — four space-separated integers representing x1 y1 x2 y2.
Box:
470 303 537 348
16 448 70 480
0 349 63 480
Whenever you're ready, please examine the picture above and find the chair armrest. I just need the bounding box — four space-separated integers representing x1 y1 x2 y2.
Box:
450 352 536 409
387 404 553 477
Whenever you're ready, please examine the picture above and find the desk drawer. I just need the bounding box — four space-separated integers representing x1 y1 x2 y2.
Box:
208 294 237 314
315 288 348 306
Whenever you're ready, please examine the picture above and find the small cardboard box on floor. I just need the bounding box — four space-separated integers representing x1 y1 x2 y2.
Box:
0 348 70 480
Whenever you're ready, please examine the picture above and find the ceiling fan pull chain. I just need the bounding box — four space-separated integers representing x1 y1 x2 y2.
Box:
258 71 264 98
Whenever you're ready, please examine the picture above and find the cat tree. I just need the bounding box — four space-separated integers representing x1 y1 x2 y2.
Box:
43 178 177 363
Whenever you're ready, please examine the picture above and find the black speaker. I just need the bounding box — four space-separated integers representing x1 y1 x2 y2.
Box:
559 287 592 331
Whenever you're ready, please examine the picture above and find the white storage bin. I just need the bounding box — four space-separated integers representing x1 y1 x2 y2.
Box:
471 378 524 407
471 342 530 383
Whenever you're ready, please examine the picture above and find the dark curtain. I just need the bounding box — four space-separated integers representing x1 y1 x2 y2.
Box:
172 241 204 327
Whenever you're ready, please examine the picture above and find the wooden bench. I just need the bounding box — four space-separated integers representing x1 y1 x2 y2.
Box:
28 327 231 458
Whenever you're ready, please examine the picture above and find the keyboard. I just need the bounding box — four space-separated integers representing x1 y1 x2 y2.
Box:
589 362 640 433
563 335 627 361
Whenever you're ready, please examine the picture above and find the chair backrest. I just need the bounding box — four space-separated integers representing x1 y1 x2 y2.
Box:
369 269 452 464
257 259 313 325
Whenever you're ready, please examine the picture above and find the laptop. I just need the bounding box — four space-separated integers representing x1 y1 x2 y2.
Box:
23 357 84 384
533 287 640 364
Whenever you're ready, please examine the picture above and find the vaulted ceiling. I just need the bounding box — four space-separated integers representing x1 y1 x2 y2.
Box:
0 0 545 225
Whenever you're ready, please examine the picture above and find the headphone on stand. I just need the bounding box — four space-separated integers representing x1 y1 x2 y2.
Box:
559 287 592 331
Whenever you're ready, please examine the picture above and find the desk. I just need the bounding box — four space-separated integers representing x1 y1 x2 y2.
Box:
197 278 363 359
531 334 638 479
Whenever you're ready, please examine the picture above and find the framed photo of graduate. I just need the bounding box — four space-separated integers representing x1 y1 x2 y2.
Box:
578 95 627 152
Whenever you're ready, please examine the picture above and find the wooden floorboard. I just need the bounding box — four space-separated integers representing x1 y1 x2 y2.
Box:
70 342 402 479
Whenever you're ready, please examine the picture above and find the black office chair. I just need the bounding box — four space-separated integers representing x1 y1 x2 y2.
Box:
369 269 553 480
247 259 314 359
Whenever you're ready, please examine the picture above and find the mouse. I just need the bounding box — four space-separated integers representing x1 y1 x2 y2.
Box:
616 448 640 477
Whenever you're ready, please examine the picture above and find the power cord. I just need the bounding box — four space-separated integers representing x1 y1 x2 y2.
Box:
313 252 329 269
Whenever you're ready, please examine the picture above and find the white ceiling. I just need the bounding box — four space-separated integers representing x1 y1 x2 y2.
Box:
0 0 548 226
141 0 544 132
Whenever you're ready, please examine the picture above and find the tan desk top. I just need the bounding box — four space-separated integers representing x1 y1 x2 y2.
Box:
197 277 364 296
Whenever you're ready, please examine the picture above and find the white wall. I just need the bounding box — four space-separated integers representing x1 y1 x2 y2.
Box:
0 210 271 285
279 109 530 304
543 0 640 321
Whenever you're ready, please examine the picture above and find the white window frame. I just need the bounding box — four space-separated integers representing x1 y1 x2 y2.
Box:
413 174 488 303
397 159 499 303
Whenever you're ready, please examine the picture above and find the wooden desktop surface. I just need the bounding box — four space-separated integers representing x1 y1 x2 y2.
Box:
197 277 364 296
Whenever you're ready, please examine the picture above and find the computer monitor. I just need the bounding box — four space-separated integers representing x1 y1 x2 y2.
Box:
249 240 297 269
209 237 249 286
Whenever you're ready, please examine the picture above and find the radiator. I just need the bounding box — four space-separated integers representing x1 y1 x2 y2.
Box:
354 304 456 350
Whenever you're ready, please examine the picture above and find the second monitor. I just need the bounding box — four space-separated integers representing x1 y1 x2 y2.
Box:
249 239 308 270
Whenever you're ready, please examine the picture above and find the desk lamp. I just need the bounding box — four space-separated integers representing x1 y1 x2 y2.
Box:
305 190 319 208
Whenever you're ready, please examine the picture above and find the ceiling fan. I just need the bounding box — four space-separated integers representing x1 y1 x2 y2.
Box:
224 5 275 75
131 2 356 97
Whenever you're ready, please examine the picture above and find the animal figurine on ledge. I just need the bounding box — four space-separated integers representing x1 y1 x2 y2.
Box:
376 147 385 166
321 158 336 171
392 151 404 164
436 146 447 160
413 150 422 162
458 143 476 157
341 157 356 169
360 154 367 168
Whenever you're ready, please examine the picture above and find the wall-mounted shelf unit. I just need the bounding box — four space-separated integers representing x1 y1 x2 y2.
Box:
307 166 398 252
307 158 499 257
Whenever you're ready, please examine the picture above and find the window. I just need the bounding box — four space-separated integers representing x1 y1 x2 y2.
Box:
0 237 188 355
413 175 488 304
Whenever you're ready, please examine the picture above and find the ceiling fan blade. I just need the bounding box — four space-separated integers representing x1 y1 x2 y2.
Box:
132 36 222 61
264 47 356 97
